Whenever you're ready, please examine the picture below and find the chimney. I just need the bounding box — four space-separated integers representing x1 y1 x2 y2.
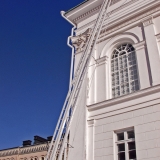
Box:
23 140 32 146
34 135 47 144
47 136 53 142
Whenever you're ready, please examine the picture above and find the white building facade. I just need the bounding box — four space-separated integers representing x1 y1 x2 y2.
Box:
62 0 160 160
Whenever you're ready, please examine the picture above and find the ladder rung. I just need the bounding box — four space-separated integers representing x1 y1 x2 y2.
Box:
46 0 111 159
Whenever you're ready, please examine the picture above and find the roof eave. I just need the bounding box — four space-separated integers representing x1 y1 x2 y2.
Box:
64 0 89 15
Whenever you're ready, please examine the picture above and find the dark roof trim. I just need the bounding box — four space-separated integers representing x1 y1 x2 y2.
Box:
65 0 89 15
0 146 19 151
0 142 49 152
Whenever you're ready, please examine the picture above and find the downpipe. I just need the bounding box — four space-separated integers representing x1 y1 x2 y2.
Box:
61 11 76 91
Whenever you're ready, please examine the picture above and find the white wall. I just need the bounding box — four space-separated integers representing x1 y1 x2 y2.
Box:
66 0 160 160
93 103 160 160
67 78 87 160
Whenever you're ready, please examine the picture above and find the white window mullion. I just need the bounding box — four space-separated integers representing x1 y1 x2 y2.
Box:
125 131 129 160
118 55 121 96
126 52 131 94
111 43 139 98
115 129 137 160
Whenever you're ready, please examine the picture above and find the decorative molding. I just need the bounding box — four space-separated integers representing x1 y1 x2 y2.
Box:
156 34 160 42
97 5 160 44
76 20 95 34
87 119 95 127
76 1 160 36
0 144 48 157
73 5 101 22
133 41 146 51
87 84 160 112
0 149 18 157
108 0 139 16
110 0 122 6
96 56 108 65
71 28 92 53
73 0 139 23
141 15 153 27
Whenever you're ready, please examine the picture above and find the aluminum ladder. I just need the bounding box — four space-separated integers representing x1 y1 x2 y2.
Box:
46 0 111 159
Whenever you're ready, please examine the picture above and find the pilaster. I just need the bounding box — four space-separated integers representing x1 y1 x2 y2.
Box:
87 119 95 160
87 49 97 105
156 34 160 43
156 33 160 53
133 41 151 89
142 16 160 86
96 56 108 103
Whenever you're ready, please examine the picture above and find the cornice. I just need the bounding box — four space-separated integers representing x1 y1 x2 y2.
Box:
73 5 101 23
76 1 160 42
75 0 142 34
141 15 153 27
0 144 48 157
87 84 160 112
76 20 95 34
97 4 160 44
0 148 18 157
107 0 139 18
87 119 95 127
73 0 138 23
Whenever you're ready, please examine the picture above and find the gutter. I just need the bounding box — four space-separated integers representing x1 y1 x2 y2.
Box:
60 11 76 91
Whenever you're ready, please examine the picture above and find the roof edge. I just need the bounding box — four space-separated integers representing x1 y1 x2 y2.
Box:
65 0 89 15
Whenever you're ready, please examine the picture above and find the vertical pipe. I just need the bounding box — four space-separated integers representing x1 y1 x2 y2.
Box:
60 11 76 91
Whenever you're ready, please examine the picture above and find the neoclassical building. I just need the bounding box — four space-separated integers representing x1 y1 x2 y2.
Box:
59 0 160 159
0 136 51 160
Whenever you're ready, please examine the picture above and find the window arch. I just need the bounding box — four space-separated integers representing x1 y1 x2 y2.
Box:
111 43 139 98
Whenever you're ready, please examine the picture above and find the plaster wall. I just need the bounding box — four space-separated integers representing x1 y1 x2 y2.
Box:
73 1 160 105
153 16 160 35
67 78 87 160
65 0 160 160
87 23 152 104
93 102 160 160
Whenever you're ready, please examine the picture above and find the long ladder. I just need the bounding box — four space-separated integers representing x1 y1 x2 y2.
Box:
46 0 111 159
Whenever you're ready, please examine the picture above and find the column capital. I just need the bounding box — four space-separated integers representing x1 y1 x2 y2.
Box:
87 119 95 127
156 34 160 42
96 56 108 65
133 41 146 51
141 16 154 27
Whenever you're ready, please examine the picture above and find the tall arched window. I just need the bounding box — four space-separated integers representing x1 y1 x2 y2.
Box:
111 43 139 98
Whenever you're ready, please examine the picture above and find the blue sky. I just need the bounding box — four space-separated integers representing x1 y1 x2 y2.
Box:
0 0 82 149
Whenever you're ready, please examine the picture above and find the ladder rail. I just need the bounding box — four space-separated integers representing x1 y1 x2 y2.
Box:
46 92 70 159
70 0 108 85
46 0 111 159
48 0 110 158
47 2 105 158
57 1 112 159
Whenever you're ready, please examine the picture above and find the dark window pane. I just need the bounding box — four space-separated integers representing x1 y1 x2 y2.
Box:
128 142 136 150
117 133 124 141
118 143 125 152
118 152 126 160
127 131 135 139
129 150 136 159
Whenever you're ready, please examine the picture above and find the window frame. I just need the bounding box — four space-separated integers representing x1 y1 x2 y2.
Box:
115 128 137 160
111 43 140 98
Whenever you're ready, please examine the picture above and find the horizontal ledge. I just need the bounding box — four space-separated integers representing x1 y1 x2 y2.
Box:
87 84 160 112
